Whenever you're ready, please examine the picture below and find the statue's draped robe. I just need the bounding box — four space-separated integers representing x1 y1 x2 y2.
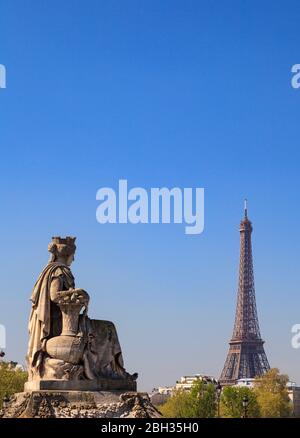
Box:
27 262 125 380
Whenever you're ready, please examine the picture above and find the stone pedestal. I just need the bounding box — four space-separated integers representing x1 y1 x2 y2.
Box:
24 377 137 392
0 390 162 418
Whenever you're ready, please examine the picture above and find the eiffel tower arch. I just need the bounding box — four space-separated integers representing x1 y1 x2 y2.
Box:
220 201 270 386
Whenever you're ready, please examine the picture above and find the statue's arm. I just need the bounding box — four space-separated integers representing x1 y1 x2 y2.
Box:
49 276 67 302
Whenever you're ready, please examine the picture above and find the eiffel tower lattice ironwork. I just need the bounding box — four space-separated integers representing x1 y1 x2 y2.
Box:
220 201 270 385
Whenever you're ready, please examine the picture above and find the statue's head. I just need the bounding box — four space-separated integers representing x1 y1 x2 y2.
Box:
48 236 76 266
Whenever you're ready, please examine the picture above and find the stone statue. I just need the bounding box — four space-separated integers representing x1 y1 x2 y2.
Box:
26 236 137 391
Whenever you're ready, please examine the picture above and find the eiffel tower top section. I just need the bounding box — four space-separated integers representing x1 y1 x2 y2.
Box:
240 198 252 230
232 200 262 341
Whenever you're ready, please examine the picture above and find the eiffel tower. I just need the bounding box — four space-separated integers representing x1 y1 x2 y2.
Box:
220 201 270 385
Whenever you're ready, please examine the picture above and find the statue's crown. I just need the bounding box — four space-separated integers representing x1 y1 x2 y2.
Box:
52 236 76 246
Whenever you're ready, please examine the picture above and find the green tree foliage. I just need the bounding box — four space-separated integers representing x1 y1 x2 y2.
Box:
159 368 293 418
254 368 292 418
220 386 260 418
0 362 28 408
159 389 191 418
189 381 217 418
160 380 217 418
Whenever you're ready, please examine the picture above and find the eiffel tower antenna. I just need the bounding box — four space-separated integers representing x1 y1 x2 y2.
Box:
244 198 248 218
220 202 270 385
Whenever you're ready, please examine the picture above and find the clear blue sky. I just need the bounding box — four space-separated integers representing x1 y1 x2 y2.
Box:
0 1 299 391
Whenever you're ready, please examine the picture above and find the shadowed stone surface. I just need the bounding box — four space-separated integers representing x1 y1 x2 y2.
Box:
24 377 137 392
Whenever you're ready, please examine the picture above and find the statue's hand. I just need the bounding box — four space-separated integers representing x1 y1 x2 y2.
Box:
70 288 90 305
53 288 90 305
